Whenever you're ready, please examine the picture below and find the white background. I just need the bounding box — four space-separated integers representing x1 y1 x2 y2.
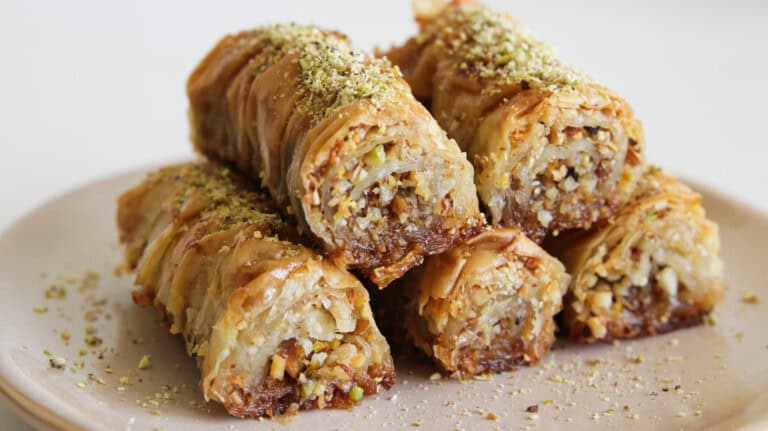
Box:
1 0 766 428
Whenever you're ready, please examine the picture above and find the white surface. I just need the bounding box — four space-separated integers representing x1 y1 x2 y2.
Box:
1 0 767 429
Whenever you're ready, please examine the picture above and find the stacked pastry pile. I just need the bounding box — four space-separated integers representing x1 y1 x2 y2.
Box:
115 0 724 419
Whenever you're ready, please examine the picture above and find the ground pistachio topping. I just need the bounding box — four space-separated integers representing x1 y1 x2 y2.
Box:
418 5 586 93
148 163 283 232
240 24 402 123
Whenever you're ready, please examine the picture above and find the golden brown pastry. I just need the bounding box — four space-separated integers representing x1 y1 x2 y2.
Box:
187 24 483 286
385 1 645 241
117 162 395 417
396 227 569 378
546 169 724 342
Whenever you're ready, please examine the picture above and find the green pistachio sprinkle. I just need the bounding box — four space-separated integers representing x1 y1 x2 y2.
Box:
238 24 402 123
417 6 586 93
148 163 283 233
349 385 364 402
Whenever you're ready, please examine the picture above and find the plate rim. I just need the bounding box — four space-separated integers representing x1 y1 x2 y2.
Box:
0 379 80 431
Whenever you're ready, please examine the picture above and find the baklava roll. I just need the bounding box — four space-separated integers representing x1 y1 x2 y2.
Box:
398 227 569 378
385 1 645 241
188 24 483 286
117 162 395 417
547 170 724 342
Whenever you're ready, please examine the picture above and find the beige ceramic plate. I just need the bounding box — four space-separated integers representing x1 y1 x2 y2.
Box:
1 167 767 431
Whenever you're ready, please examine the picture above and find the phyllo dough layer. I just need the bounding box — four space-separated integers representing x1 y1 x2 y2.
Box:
547 170 724 342
117 162 395 417
188 24 483 286
385 1 645 241
396 227 569 378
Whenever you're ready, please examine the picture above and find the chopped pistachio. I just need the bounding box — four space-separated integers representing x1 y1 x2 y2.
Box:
742 292 759 304
49 357 67 369
312 341 326 353
349 385 364 402
138 354 152 370
84 335 102 347
44 285 67 299
548 374 564 383
88 373 106 385
365 145 386 167
706 314 718 326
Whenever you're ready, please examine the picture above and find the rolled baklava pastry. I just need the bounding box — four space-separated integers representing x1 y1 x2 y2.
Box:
548 170 724 343
385 1 645 241
187 24 482 286
398 227 569 378
116 162 395 417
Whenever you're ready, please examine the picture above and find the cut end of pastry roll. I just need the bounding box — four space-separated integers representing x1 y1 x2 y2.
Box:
547 169 724 343
397 227 569 378
296 98 484 287
117 162 395 417
187 24 483 287
473 85 644 242
385 2 645 241
194 242 395 418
